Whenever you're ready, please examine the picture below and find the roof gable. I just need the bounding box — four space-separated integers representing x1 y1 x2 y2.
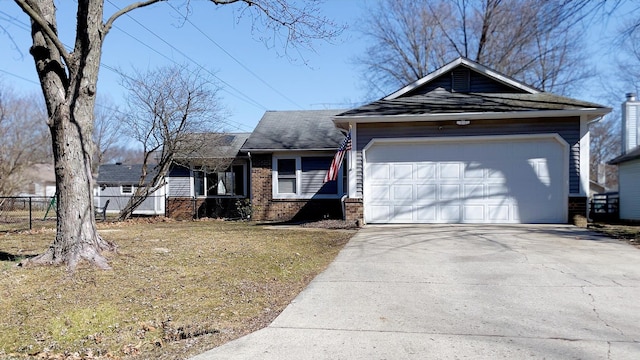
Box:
384 57 539 100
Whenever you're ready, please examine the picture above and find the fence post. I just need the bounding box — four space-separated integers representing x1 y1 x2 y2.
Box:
29 197 33 230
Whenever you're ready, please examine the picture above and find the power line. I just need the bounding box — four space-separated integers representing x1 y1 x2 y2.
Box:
0 68 39 86
165 2 304 110
105 0 269 112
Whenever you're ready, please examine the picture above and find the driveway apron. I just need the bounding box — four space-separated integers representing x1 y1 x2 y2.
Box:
192 225 640 359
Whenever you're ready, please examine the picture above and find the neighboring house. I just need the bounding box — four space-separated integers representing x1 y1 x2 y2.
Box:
165 132 251 219
589 180 607 197
608 93 640 221
96 163 165 216
244 57 610 224
96 133 251 219
19 163 56 198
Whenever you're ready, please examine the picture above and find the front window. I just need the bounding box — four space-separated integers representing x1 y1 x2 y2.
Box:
193 165 245 197
273 155 343 198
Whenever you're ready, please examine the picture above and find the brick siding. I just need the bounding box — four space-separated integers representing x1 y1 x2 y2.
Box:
250 153 343 222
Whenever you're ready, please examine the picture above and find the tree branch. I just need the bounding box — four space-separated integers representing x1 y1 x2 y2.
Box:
14 0 72 67
103 0 165 37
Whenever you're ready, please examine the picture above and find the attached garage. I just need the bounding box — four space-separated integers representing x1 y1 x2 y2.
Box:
363 135 568 224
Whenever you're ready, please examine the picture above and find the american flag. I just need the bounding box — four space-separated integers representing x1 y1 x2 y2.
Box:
324 129 352 182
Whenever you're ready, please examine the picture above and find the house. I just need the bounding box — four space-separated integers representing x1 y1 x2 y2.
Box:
165 132 251 219
608 93 640 221
96 133 251 219
18 163 56 198
241 110 348 221
96 163 165 216
243 58 610 224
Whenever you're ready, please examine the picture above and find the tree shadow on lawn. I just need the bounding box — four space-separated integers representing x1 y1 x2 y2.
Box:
0 250 36 262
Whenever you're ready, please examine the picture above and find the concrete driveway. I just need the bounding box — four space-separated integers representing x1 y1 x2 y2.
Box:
192 225 640 359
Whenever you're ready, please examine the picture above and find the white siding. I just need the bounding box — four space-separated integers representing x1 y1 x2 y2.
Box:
619 159 640 220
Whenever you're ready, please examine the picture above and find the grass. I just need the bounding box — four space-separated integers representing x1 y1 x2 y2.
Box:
0 219 355 359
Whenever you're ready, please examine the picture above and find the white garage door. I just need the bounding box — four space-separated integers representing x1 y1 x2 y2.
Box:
364 135 568 224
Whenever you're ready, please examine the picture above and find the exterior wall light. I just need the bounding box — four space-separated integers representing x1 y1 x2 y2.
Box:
456 120 470 126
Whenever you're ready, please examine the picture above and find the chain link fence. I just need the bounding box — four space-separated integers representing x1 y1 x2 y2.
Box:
0 196 57 232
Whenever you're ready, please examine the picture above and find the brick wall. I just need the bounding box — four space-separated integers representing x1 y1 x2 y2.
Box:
345 198 364 224
250 153 343 222
166 197 244 220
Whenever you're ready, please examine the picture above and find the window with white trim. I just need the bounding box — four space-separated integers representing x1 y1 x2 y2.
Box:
273 156 343 199
193 165 246 197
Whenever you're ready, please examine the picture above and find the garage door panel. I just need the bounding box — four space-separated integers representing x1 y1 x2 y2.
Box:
463 205 485 221
417 164 436 179
463 163 485 179
393 206 413 221
464 184 484 199
370 185 390 201
416 205 436 221
417 184 437 200
440 163 461 179
370 164 390 180
393 164 413 180
488 205 510 221
364 137 567 224
392 185 413 202
440 184 461 200
440 205 462 221
369 205 391 222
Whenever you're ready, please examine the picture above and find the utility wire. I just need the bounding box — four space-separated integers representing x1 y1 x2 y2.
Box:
105 0 269 112
165 2 304 110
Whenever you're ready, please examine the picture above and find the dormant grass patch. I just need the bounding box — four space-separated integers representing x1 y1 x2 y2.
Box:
0 219 354 359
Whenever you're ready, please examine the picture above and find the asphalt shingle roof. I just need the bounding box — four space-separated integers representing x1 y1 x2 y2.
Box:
242 110 347 151
174 132 250 160
337 88 608 118
97 164 159 185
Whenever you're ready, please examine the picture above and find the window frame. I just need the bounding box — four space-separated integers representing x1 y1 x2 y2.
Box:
191 163 247 198
272 153 344 199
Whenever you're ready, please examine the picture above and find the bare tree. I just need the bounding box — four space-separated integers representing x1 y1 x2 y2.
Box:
0 85 50 197
590 114 620 189
93 96 125 170
357 0 598 97
11 0 341 269
117 65 223 221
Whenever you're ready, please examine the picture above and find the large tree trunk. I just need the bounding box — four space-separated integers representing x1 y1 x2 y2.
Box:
18 0 115 269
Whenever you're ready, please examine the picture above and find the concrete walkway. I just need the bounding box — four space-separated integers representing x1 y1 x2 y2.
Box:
192 225 640 359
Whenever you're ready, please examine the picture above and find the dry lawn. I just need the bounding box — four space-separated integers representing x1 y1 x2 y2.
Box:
0 219 355 359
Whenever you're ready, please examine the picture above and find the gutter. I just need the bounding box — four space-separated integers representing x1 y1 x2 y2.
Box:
333 108 612 125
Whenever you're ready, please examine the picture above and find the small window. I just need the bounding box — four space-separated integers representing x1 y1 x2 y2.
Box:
277 159 297 194
121 185 133 194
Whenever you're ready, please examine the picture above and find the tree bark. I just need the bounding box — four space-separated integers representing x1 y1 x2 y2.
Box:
18 0 115 269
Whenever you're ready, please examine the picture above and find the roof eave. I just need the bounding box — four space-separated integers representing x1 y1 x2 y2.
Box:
334 108 611 125
241 148 338 153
